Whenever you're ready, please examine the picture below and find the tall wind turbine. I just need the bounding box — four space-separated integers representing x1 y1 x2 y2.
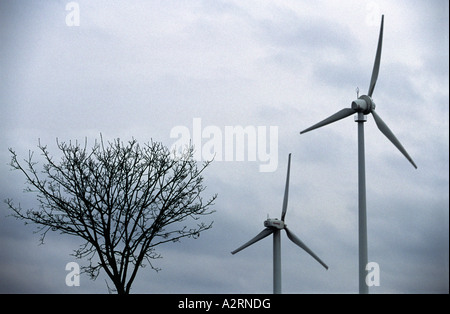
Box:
300 15 417 294
231 153 328 294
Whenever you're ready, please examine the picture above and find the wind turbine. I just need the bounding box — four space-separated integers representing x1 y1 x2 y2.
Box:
231 153 328 294
300 15 417 294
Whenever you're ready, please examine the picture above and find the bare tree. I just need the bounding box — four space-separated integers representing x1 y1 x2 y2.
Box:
5 136 217 294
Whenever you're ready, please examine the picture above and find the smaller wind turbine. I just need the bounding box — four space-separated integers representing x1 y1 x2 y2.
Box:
231 153 328 294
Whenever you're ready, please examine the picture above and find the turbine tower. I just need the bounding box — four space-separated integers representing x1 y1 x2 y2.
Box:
300 15 417 293
231 153 328 294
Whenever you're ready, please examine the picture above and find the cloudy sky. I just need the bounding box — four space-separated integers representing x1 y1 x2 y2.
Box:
0 0 448 294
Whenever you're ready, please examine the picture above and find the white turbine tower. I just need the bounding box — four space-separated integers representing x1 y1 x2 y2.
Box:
300 15 417 294
231 153 328 294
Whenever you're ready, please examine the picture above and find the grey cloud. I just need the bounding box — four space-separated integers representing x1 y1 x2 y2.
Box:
0 0 448 294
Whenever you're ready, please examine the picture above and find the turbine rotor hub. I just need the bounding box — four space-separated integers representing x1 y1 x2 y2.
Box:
351 95 375 114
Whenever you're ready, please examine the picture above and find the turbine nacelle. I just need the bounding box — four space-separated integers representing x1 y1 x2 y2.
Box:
264 218 285 230
351 95 376 115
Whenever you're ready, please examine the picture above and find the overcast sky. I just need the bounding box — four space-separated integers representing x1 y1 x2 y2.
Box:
0 0 448 294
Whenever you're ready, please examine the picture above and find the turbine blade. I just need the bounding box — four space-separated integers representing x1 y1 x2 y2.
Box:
231 228 274 255
285 227 328 270
368 15 384 97
371 110 417 169
300 108 356 134
281 153 291 222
